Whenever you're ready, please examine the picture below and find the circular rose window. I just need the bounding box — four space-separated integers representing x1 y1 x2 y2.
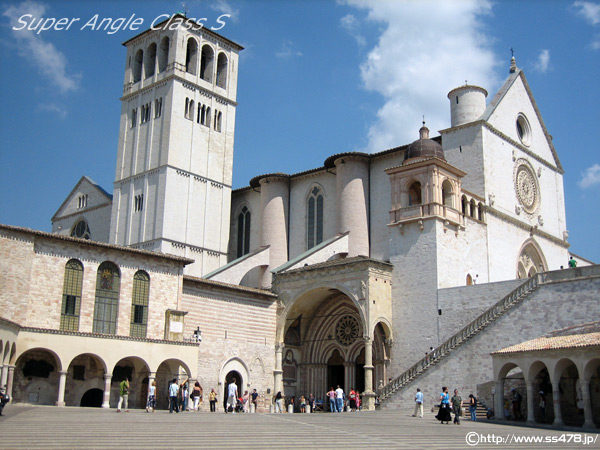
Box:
514 160 540 214
335 315 360 346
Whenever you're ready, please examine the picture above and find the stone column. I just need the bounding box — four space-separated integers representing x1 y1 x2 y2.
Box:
335 155 370 257
526 380 535 423
56 371 68 407
258 175 289 288
5 365 15 399
552 385 563 426
580 378 594 428
362 337 376 410
273 343 284 395
494 380 504 421
0 365 6 388
102 374 112 409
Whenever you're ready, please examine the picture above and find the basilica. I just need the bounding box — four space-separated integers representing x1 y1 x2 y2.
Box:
1 14 598 426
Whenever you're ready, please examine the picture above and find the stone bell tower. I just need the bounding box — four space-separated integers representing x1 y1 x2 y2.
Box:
109 15 243 277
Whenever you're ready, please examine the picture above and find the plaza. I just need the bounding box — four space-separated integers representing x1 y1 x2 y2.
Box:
0 405 598 450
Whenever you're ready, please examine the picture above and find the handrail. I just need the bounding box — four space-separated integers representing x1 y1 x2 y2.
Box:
379 274 541 400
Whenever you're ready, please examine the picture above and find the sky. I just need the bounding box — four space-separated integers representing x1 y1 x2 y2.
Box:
0 0 599 261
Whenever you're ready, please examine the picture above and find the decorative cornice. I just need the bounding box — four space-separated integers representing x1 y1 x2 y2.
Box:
486 207 569 248
53 201 113 222
115 165 232 189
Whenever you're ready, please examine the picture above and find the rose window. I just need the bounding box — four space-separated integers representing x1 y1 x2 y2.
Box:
335 315 359 346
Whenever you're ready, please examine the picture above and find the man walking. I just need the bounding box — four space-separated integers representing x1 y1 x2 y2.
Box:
226 378 238 413
117 377 129 412
251 389 259 412
451 389 463 424
169 378 179 413
412 388 424 417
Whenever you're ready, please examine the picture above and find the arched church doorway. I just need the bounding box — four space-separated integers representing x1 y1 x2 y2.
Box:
224 370 242 412
80 388 103 407
327 350 345 392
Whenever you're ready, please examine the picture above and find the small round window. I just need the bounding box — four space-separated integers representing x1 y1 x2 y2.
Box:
516 114 531 146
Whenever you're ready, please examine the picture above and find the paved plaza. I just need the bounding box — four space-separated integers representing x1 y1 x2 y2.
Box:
0 406 598 450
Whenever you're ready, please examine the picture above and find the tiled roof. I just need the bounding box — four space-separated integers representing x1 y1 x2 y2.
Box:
282 255 392 274
492 332 600 355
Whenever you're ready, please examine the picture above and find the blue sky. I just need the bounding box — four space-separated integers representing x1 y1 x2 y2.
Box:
0 0 599 262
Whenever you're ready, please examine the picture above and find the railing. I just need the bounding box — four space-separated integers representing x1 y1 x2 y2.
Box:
379 274 541 400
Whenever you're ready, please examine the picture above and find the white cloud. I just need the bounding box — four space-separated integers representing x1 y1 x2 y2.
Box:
275 40 303 59
343 0 499 151
340 13 366 47
207 0 239 23
36 102 67 119
573 1 600 25
2 1 81 93
533 49 550 73
578 163 600 189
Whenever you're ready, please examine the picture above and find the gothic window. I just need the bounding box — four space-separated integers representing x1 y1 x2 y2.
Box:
144 42 157 79
441 180 453 207
470 199 477 218
185 37 198 75
461 195 467 215
71 220 91 240
206 107 211 127
131 108 137 128
197 103 202 124
200 45 214 82
77 195 88 209
140 103 151 123
93 262 120 335
214 110 222 132
200 104 207 125
185 98 195 121
154 98 162 118
158 37 169 73
132 49 143 83
134 194 144 212
478 203 484 221
216 52 228 88
130 271 149 338
307 186 324 249
60 259 83 332
407 181 422 206
237 206 251 257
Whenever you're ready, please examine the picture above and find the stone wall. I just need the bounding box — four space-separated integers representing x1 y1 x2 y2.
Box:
380 268 600 411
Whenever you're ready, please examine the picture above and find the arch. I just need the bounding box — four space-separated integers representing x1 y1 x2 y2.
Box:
407 181 422 206
216 52 228 88
158 36 169 72
144 42 157 78
516 239 547 279
307 185 324 249
200 44 214 82
65 353 107 407
237 205 251 258
553 358 582 426
441 179 454 207
9 342 16 365
220 357 250 394
71 219 91 240
469 199 477 218
132 49 143 82
80 388 103 407
130 270 150 338
477 202 484 221
461 195 468 215
14 348 63 404
528 360 553 424
185 37 198 75
93 261 121 335
60 259 83 331
111 356 152 410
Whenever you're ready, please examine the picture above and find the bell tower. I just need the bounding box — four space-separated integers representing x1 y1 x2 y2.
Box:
109 15 243 277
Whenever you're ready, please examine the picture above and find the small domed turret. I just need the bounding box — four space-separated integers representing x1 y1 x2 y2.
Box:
403 123 445 163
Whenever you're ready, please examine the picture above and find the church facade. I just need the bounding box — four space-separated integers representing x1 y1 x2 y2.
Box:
1 15 598 420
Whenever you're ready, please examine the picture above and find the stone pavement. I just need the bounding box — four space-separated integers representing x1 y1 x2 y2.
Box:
0 406 598 450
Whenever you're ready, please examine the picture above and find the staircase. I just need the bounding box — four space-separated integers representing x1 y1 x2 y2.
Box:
378 274 541 403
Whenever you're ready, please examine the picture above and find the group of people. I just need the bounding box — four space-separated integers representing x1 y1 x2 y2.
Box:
503 387 523 420
424 387 478 424
166 379 206 413
223 378 259 413
327 385 361 412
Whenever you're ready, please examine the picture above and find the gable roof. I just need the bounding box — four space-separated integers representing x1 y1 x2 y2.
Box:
51 176 113 221
482 62 563 172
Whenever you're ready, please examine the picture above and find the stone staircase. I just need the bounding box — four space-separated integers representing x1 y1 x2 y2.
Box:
378 274 541 404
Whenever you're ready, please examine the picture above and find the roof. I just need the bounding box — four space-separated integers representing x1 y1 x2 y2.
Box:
183 275 277 297
492 332 600 355
121 14 244 50
282 255 393 275
0 224 194 265
52 176 113 221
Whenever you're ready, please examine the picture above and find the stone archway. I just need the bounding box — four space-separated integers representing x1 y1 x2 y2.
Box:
517 240 547 279
111 356 151 409
13 348 62 405
65 353 107 407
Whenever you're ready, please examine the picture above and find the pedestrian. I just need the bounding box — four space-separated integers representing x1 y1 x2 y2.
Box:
356 392 361 411
468 394 477 421
209 388 217 412
327 387 336 412
251 389 259 412
349 388 357 411
180 379 189 411
299 395 306 413
146 380 157 413
192 382 202 411
451 389 463 425
335 385 344 412
242 390 249 413
308 393 315 412
169 378 179 413
412 388 424 418
568 255 577 268
434 386 451 424
117 377 129 412
503 398 511 419
274 391 283 413
0 385 9 416
511 388 522 420
539 391 545 422
226 378 238 413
